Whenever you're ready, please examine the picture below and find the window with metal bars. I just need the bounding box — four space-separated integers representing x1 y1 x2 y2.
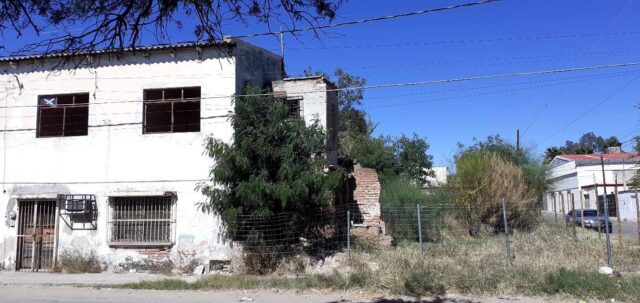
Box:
36 93 89 137
143 87 200 133
108 196 175 247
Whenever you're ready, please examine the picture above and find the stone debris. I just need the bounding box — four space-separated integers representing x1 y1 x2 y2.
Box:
598 266 613 275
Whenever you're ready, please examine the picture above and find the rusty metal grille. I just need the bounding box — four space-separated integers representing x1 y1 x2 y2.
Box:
108 196 176 247
16 200 57 271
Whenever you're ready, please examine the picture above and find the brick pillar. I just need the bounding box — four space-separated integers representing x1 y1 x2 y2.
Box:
351 164 387 237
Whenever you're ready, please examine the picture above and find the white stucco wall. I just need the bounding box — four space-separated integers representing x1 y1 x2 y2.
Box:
0 44 283 271
545 161 639 217
423 166 448 187
617 192 640 222
272 77 339 165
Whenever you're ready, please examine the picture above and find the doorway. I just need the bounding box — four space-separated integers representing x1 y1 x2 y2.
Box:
16 200 58 271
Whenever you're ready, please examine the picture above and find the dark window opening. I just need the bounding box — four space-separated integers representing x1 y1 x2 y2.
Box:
283 97 302 118
143 87 201 133
37 93 89 137
109 196 175 246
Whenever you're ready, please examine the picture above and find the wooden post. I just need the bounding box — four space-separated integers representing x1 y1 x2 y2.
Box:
594 183 602 237
561 193 567 232
635 190 640 242
571 193 577 237
553 193 557 224
614 186 622 244
579 189 585 229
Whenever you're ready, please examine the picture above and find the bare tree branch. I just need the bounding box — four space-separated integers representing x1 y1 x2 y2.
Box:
0 0 344 58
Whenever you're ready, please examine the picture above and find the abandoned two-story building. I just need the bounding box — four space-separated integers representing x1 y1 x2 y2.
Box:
0 38 341 271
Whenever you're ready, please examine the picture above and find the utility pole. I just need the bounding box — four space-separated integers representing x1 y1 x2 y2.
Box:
600 155 613 268
516 129 520 151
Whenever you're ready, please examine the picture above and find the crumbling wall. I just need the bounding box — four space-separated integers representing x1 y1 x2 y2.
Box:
351 164 386 237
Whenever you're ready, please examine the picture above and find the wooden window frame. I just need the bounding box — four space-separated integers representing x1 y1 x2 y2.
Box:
142 87 201 134
36 93 90 138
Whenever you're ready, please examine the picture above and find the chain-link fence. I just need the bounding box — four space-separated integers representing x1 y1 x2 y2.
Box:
232 201 640 274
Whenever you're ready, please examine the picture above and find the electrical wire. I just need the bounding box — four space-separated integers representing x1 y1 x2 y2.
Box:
231 0 500 38
538 73 640 145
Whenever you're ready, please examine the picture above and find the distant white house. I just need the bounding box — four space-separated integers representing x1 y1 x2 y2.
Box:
424 166 448 187
544 152 640 221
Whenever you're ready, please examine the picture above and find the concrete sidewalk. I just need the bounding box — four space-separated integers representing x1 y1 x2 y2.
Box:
0 271 198 286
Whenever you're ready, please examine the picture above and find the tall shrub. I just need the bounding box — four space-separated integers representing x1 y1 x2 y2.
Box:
198 86 344 273
451 152 537 235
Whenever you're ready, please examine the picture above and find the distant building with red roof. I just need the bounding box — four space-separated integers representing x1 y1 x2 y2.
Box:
545 151 640 222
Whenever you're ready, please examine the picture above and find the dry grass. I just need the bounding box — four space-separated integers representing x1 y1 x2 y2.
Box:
56 247 103 273
358 223 640 299
118 224 640 301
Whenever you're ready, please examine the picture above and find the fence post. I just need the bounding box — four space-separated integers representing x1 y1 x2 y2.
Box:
614 185 622 244
553 193 557 224
571 193 577 238
636 190 640 242
347 209 351 267
501 198 512 265
579 189 585 229
594 181 602 238
600 156 613 268
561 194 567 233
417 204 424 256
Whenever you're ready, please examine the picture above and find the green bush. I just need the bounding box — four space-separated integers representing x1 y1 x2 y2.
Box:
403 270 446 297
380 174 452 243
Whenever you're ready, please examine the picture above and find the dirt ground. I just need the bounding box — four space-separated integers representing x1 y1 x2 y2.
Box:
0 272 578 303
0 285 577 303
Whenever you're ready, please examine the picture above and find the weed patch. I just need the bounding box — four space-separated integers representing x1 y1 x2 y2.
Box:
57 247 102 273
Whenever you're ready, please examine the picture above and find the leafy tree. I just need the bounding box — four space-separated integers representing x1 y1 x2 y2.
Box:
544 132 621 163
543 146 564 164
198 86 343 272
350 135 396 176
1 1 343 55
394 133 434 185
454 135 550 208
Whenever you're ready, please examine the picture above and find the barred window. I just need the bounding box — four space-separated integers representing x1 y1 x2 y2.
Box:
37 93 89 137
108 196 175 247
143 87 201 133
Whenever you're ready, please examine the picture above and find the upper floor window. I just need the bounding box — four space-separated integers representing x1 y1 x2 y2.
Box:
143 87 201 133
37 93 89 138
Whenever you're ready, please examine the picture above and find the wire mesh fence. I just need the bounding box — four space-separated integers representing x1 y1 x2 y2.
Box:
230 201 640 273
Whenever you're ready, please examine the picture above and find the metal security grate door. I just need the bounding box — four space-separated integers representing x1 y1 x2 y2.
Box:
16 200 57 271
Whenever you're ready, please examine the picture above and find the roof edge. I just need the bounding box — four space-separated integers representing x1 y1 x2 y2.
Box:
0 40 236 63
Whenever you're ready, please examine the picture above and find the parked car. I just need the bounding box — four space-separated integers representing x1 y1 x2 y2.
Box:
565 209 612 232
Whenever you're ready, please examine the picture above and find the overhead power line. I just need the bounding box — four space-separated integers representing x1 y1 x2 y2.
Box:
538 73 640 145
3 60 640 110
231 0 500 38
278 31 640 51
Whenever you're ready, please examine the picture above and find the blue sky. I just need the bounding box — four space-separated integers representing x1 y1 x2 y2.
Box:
3 0 640 166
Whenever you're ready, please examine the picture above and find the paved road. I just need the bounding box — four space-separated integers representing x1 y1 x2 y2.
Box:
542 211 639 240
0 285 569 303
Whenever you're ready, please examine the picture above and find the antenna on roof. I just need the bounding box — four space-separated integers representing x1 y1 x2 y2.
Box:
279 27 285 59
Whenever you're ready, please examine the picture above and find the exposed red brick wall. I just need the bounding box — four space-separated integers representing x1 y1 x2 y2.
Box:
353 165 380 205
137 248 171 261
